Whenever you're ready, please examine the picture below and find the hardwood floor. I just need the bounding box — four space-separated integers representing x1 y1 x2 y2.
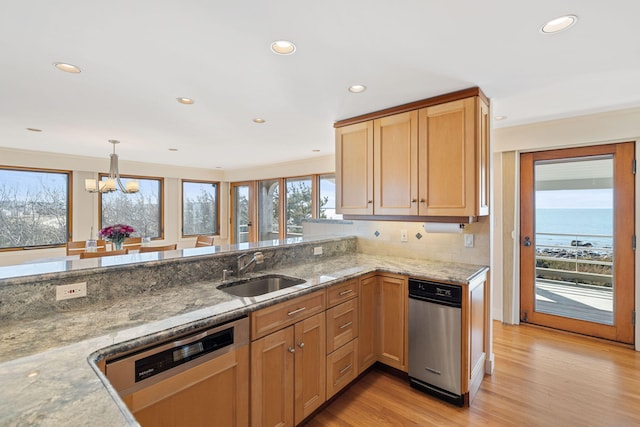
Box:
305 321 640 426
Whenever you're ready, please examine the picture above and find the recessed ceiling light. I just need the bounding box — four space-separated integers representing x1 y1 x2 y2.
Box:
312 149 321 152
270 40 296 55
253 118 266 124
26 128 42 132
348 85 367 93
53 62 81 73
541 15 578 34
168 148 178 151
494 116 507 121
177 97 194 105
216 166 222 169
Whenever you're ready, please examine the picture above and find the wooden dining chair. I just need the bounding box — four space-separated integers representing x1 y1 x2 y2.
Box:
79 249 128 259
138 243 177 253
67 239 107 256
123 237 142 252
195 235 215 247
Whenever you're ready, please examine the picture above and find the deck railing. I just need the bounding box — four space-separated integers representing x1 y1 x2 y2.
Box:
535 232 613 287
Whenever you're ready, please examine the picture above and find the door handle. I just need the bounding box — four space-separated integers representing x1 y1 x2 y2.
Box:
523 236 532 247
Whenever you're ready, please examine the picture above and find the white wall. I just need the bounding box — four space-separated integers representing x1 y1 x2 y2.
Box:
492 106 640 350
0 147 227 266
223 155 335 181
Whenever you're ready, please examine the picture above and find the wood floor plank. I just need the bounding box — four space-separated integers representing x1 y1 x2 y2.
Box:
305 322 640 426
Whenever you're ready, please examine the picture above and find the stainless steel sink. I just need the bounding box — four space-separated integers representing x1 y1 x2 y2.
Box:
217 274 306 297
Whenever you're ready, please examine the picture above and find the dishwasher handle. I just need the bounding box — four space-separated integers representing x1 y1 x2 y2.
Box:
408 293 461 308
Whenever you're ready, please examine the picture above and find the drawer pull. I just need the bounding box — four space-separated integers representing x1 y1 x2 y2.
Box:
287 307 307 316
338 289 354 296
339 321 353 330
338 363 353 374
298 342 305 348
288 347 296 353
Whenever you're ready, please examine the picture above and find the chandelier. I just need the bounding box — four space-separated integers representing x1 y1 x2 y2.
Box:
84 140 139 193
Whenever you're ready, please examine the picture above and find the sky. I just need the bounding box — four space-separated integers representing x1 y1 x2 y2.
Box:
536 189 613 209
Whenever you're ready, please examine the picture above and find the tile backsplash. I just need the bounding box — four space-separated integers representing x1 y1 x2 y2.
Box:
303 217 490 266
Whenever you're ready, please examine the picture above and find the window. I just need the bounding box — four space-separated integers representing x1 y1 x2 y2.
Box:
99 175 163 239
285 176 312 238
0 166 71 250
318 174 342 220
182 180 219 236
258 179 280 241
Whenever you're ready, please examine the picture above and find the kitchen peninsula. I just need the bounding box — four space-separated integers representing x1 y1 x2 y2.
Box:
0 236 489 426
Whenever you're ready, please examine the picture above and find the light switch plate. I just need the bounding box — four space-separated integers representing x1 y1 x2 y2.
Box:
313 246 323 255
400 229 408 242
464 234 474 248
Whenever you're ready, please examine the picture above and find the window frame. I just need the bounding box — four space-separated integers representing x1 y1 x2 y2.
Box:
0 165 73 251
284 175 315 239
98 173 164 240
181 179 220 238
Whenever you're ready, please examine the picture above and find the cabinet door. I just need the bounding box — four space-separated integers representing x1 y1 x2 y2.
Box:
373 111 419 215
294 312 326 425
358 275 378 373
251 327 294 427
378 274 408 371
130 346 249 427
335 121 374 215
418 97 476 216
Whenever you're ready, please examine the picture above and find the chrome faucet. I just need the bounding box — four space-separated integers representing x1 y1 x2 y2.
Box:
237 252 264 276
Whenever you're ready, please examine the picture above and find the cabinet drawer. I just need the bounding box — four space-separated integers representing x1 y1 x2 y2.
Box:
327 279 359 308
326 299 359 354
251 290 325 340
326 338 358 399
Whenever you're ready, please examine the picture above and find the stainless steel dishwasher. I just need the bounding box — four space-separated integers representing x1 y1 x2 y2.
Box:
105 316 249 426
408 278 463 406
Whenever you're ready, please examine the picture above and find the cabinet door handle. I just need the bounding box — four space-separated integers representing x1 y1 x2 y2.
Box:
419 198 425 203
411 198 417 203
338 289 353 296
339 363 353 374
339 321 353 330
287 307 307 316
367 200 373 204
297 342 305 348
288 346 296 353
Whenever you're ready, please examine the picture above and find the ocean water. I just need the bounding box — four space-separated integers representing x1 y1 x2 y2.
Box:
535 208 613 248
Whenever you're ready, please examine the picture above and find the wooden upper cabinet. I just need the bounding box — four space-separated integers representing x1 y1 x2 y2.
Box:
334 88 490 219
373 111 418 215
418 97 476 216
336 121 374 215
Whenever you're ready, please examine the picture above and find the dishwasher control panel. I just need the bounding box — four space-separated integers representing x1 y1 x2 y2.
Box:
408 279 461 307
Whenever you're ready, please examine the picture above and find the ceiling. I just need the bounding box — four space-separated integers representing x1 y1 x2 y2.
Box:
1 1 639 170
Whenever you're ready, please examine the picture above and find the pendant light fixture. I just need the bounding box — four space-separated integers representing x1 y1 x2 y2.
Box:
85 140 139 194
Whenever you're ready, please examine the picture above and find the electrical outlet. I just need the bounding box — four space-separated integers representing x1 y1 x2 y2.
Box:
400 229 408 242
464 234 475 248
313 246 323 255
56 282 87 301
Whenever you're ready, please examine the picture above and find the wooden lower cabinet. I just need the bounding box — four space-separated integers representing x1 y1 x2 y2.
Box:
326 338 359 399
294 313 326 425
250 327 294 427
377 274 408 372
357 274 377 373
464 272 488 404
127 345 249 427
250 312 326 427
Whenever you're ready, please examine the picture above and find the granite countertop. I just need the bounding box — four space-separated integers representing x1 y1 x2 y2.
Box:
0 253 487 426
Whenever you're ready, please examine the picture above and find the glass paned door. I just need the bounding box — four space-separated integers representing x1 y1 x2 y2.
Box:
258 179 280 241
520 143 635 344
534 157 614 324
231 182 255 244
